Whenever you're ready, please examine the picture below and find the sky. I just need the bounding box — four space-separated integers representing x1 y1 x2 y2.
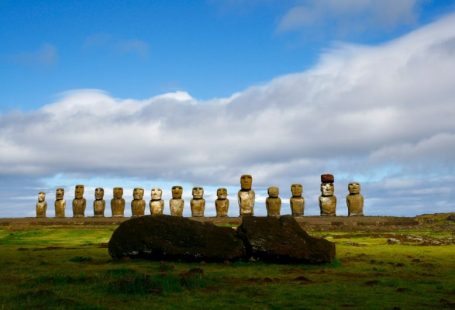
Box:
1 0 455 218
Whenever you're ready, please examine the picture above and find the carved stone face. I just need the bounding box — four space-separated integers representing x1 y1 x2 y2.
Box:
133 188 144 200
95 188 104 200
268 186 279 198
38 192 46 202
172 186 183 199
192 187 204 199
240 175 253 190
291 184 303 197
74 185 84 199
56 188 65 200
217 188 227 199
151 188 162 200
348 182 361 194
321 183 334 196
113 187 123 199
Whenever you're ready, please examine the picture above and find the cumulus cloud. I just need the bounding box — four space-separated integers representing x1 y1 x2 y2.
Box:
2 14 455 217
277 0 421 35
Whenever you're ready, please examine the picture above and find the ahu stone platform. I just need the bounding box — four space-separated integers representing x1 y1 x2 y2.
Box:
0 216 420 231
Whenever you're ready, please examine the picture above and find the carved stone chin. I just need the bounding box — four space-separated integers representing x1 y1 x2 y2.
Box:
266 186 281 217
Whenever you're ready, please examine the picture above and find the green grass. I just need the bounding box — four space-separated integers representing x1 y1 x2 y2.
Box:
0 226 454 309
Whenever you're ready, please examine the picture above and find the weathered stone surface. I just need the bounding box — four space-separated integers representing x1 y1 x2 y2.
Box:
108 215 246 262
237 216 335 264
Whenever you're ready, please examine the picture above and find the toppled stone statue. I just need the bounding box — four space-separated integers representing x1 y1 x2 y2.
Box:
36 192 47 218
237 216 335 263
55 188 66 218
290 184 304 217
108 215 246 262
111 187 125 217
93 188 105 217
149 188 164 216
346 182 364 216
131 188 146 217
266 186 281 217
319 174 336 216
215 188 229 217
72 184 86 218
170 186 184 217
238 174 255 216
190 187 205 217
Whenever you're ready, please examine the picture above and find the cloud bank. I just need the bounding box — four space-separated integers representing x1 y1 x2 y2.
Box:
1 14 455 217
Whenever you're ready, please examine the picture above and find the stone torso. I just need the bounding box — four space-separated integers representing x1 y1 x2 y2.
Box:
170 199 184 216
266 197 281 217
238 190 255 216
93 200 106 217
191 199 205 217
55 200 66 218
36 201 47 218
319 196 337 216
347 194 364 216
150 200 164 215
215 199 229 217
111 198 125 217
290 197 304 216
72 198 86 217
131 199 146 216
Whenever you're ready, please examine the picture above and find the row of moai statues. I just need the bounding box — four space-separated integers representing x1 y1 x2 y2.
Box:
35 174 364 218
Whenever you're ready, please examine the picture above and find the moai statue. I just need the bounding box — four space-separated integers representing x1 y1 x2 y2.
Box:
36 192 47 218
93 188 105 217
170 186 184 216
290 184 305 217
111 187 125 217
215 188 229 217
54 188 66 218
238 174 255 216
346 182 364 216
131 188 146 217
191 187 205 217
266 186 281 217
319 174 336 216
72 185 86 218
149 188 164 215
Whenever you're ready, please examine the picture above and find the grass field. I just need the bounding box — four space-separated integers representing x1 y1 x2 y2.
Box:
0 220 454 309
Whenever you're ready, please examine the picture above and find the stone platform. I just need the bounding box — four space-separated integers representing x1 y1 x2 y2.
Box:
0 216 420 231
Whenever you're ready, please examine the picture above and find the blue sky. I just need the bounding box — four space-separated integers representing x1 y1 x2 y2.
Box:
1 0 455 217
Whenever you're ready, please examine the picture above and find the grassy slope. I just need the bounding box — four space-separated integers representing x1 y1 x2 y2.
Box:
0 224 454 310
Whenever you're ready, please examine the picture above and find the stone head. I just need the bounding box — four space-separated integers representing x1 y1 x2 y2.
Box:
172 186 183 199
113 187 123 199
217 188 228 199
348 182 361 194
95 188 104 200
321 182 334 196
321 174 334 183
38 192 46 202
268 186 279 198
240 174 253 190
291 184 303 197
133 188 144 200
74 185 84 199
151 188 163 200
56 188 65 200
192 187 204 199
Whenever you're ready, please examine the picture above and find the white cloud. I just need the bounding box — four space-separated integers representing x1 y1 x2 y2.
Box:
277 0 421 34
1 14 455 217
9 43 58 66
